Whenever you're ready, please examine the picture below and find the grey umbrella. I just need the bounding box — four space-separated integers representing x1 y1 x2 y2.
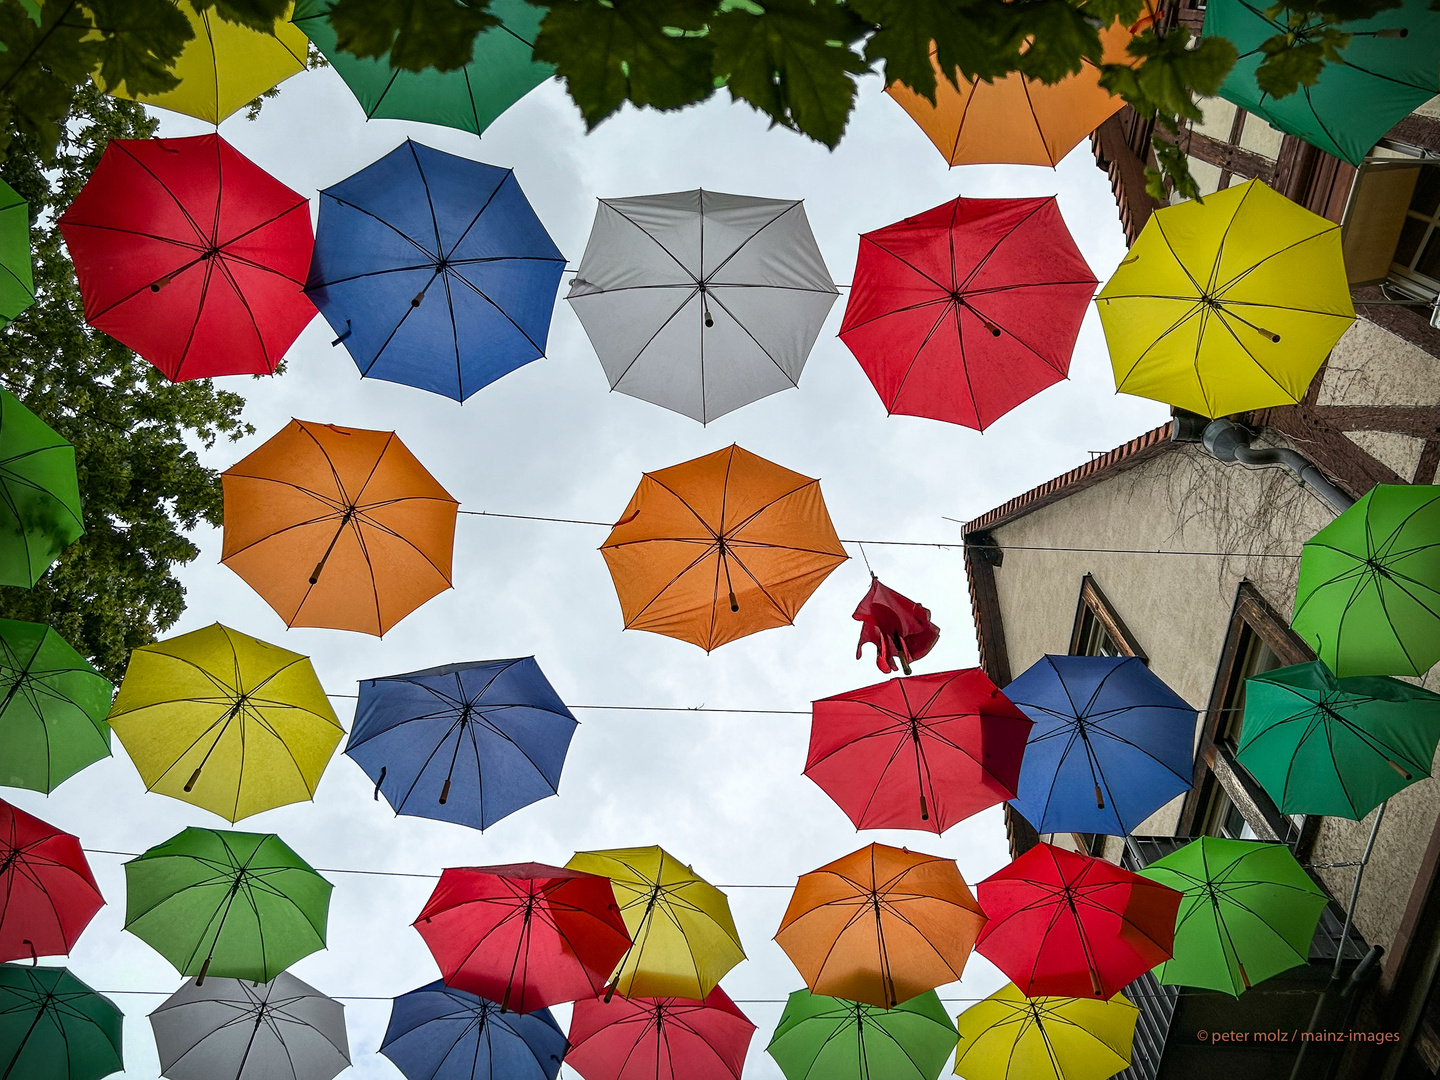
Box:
149 971 350 1080
566 189 839 423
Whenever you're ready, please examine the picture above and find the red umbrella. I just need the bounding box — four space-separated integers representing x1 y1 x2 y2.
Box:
566 986 755 1080
805 669 1032 833
58 133 315 381
975 842 1182 998
413 862 631 1013
839 195 1097 430
0 798 105 963
854 574 940 674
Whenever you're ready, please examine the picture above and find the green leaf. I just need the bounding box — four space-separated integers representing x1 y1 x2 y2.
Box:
325 0 499 72
87 0 195 98
197 0 290 32
1013 0 1102 83
1254 25 1348 97
850 0 1033 101
1100 27 1236 122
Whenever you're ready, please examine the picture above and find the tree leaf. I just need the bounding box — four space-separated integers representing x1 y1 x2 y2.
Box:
326 0 499 72
1254 25 1348 97
198 0 291 32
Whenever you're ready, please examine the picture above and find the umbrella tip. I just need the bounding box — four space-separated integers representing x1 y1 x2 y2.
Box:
184 766 203 793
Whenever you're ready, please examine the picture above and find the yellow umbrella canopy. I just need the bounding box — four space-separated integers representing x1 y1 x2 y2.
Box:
96 1 309 124
1096 179 1355 418
953 983 1138 1080
107 623 343 822
565 845 745 1000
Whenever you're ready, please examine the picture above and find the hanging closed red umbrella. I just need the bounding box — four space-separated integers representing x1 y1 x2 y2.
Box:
853 574 940 674
566 986 756 1080
839 196 1097 430
58 133 315 381
975 842 1182 999
0 798 105 963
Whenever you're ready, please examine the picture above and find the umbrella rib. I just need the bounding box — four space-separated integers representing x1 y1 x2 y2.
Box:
882 302 956 415
110 141 212 245
442 267 550 355
603 200 703 280
604 288 699 389
839 295 952 336
316 193 437 264
440 169 513 261
706 291 801 386
956 200 1050 292
1211 307 1312 403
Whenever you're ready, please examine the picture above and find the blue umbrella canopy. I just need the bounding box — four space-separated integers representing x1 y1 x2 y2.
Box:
1006 655 1196 835
345 658 577 831
380 981 565 1080
306 140 565 402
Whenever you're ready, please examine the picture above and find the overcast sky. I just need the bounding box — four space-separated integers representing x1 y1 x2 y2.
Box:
11 58 1167 1079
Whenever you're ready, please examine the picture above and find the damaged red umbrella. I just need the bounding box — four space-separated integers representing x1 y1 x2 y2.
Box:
854 574 939 674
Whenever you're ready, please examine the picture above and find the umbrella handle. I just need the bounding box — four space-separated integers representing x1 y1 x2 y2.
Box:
604 980 617 1003
1237 962 1251 990
373 766 386 800
919 794 929 822
1387 758 1412 780
728 589 738 613
184 766 203 793
22 940 34 966
197 956 211 986
331 321 352 346
1094 784 1105 810
439 779 451 805
1090 968 1102 996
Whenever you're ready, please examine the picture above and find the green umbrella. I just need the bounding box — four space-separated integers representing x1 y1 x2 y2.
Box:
1291 484 1440 678
124 827 332 983
0 389 83 589
1237 660 1440 820
0 964 123 1080
1205 0 1439 166
767 988 958 1080
291 0 555 135
0 180 34 328
0 618 112 793
1138 837 1329 996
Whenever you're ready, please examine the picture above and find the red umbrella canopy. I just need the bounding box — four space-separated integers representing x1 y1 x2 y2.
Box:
839 196 1097 430
805 669 1032 833
853 574 940 674
566 986 756 1080
413 862 632 1013
58 133 315 381
975 842 1182 999
0 798 105 963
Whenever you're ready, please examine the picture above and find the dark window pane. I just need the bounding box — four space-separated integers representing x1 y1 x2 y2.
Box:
1396 216 1429 269
1076 608 1121 657
1416 227 1440 282
1412 166 1440 218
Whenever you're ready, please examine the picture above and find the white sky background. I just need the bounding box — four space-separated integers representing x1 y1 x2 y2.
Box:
10 58 1167 1079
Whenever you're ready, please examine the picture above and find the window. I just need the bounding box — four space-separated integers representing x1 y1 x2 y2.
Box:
1393 166 1440 295
1204 785 1259 841
1068 575 1146 660
1341 151 1440 296
1213 621 1284 749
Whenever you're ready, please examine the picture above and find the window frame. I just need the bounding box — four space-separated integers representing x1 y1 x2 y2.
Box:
1068 573 1147 661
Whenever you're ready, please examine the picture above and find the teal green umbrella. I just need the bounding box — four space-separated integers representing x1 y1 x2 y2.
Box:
124 827 332 983
1291 484 1440 678
1205 0 1440 165
767 988 958 1080
1237 661 1440 820
0 618 112 793
0 389 83 588
1138 837 1329 996
0 964 123 1080
0 180 34 328
291 0 555 135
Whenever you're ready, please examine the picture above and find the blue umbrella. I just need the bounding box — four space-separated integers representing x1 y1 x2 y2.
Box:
1006 655 1195 835
306 140 565 401
381 981 566 1080
345 658 577 831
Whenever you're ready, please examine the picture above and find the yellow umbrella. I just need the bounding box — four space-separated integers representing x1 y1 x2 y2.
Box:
107 623 343 823
953 983 1138 1080
95 1 309 124
1096 179 1355 418
565 846 745 1000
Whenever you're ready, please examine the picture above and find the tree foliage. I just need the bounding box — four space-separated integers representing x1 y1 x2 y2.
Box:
0 86 251 681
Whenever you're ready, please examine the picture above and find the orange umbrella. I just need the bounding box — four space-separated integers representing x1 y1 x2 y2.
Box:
221 420 458 635
886 16 1146 167
774 842 986 1008
600 445 847 652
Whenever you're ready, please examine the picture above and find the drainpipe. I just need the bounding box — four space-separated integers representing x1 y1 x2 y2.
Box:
1200 419 1356 513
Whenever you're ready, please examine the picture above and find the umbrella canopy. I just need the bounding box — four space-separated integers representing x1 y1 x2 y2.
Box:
601 445 847 652
95 1 309 124
0 798 104 964
58 134 316 382
973 842 1181 999
767 988 957 1080
0 618 111 794
346 658 577 831
566 986 756 1080
839 196 1096 430
1207 0 1440 165
1291 484 1440 677
854 574 940 674
413 863 631 1013
1237 661 1440 820
774 842 985 1008
1006 655 1195 836
0 964 123 1080
1138 837 1329 995
1096 178 1354 417
124 827 331 983
220 419 459 635
952 982 1139 1080
107 623 343 823
149 971 350 1080
565 846 745 1001
0 179 34 328
0 389 83 590
292 0 555 135
380 981 566 1080
305 139 565 401
567 189 838 423
805 668 1032 833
